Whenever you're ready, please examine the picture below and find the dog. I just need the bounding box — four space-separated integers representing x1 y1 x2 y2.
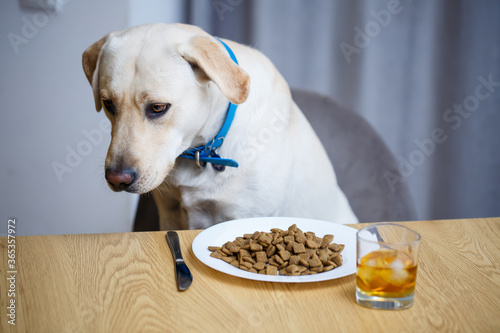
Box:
82 23 358 230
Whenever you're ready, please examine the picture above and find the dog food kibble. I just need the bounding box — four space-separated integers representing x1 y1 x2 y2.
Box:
208 224 345 276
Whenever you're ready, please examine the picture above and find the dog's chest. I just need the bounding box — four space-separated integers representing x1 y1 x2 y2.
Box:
156 173 241 229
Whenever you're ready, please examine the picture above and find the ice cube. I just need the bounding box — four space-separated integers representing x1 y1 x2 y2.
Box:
379 249 398 266
390 268 409 286
360 268 389 290
365 259 377 267
389 258 406 269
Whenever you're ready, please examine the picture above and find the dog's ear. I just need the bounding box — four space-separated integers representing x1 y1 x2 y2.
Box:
179 36 250 104
82 35 109 111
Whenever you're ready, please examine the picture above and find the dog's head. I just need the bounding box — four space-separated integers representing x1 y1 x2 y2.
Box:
82 24 250 193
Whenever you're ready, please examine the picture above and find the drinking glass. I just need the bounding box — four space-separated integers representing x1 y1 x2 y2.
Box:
356 223 421 310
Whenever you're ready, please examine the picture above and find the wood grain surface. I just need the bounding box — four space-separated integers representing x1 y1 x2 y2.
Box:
1 218 499 332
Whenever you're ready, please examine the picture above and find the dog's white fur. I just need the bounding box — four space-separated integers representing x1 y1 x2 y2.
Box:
82 23 358 229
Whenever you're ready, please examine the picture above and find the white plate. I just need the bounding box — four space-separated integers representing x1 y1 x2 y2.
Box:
192 217 357 283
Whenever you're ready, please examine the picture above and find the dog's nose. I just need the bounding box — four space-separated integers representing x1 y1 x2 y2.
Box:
105 167 137 191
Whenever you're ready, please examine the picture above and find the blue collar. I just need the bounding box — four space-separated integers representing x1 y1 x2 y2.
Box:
179 38 240 172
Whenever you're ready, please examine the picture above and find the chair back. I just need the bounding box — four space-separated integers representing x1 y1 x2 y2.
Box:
291 88 417 222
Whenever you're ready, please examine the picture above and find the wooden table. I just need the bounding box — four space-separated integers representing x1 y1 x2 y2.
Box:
1 218 499 332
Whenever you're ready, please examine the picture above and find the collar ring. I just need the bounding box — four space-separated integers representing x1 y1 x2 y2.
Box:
194 150 207 170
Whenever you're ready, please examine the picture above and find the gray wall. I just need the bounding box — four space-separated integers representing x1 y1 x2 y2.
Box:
0 0 184 236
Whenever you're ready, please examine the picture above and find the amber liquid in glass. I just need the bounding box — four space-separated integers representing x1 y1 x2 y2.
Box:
356 249 417 298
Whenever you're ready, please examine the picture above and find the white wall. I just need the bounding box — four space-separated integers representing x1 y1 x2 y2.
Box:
129 0 184 26
0 0 184 236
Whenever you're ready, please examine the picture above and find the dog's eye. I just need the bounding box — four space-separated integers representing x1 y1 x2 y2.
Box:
147 103 171 118
102 99 115 115
152 103 169 113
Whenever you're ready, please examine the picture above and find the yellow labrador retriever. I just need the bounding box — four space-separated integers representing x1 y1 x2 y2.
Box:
82 23 357 229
